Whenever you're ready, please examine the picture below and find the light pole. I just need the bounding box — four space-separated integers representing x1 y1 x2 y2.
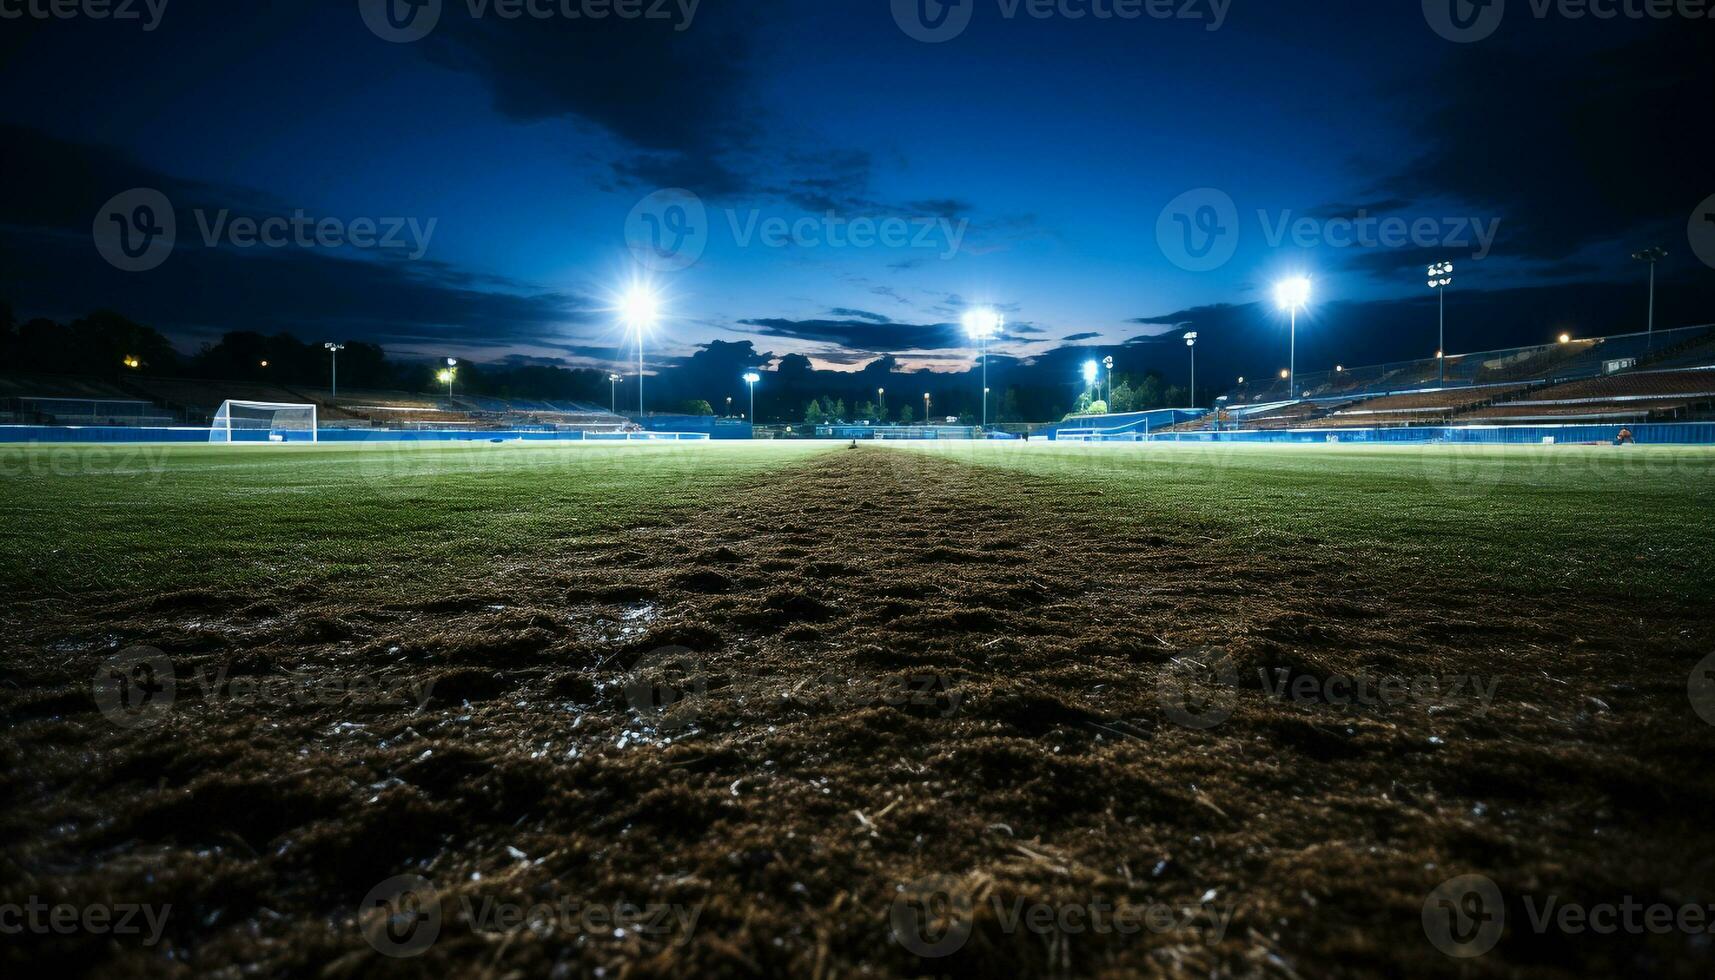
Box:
608 373 621 414
923 392 931 423
877 387 886 421
1184 333 1198 407
744 372 760 423
1082 360 1098 411
1427 262 1452 384
437 357 458 401
725 396 733 417
621 286 659 417
323 342 344 402
1274 277 1312 398
962 309 1001 429
1103 356 1114 406
1632 246 1667 348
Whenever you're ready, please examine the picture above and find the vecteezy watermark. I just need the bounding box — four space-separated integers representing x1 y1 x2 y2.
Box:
1424 0 1715 43
93 645 177 729
360 874 701 957
358 0 700 43
0 0 169 30
621 644 961 732
1156 190 1501 272
93 188 438 272
0 445 172 481
891 0 1230 43
1425 873 1715 959
1159 656 1502 731
625 187 969 272
0 897 172 945
93 646 436 729
889 874 1235 957
361 875 442 958
463 894 702 944
1423 874 1506 958
1689 652 1715 726
1690 193 1715 271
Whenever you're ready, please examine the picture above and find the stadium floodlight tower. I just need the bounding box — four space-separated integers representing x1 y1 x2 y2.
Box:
877 387 885 419
1103 356 1114 405
1427 262 1453 384
1184 332 1198 407
621 286 660 417
1274 277 1312 398
962 308 1002 429
1631 246 1667 348
323 342 344 402
743 372 761 422
1082 360 1099 408
437 357 458 401
608 373 621 414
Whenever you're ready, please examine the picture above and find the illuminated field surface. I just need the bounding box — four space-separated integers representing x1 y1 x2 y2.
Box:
4 441 1714 977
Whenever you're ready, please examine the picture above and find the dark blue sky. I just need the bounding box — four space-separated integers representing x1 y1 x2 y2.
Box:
1 0 1710 396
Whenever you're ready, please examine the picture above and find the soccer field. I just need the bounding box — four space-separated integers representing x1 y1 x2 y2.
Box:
5 441 1715 976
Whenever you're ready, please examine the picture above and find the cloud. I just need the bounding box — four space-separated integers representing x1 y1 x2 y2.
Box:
828 308 892 323
1061 332 1102 342
737 316 963 352
1366 25 1713 269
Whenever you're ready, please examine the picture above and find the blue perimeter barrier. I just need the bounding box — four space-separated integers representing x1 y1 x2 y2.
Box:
1141 422 1715 445
0 426 711 444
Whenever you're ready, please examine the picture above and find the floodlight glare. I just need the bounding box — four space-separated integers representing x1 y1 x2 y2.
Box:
620 286 659 329
1082 360 1098 384
1559 332 1572 343
743 372 761 384
1274 276 1312 311
961 308 1002 339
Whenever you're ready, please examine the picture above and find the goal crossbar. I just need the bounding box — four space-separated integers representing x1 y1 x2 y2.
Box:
210 400 318 444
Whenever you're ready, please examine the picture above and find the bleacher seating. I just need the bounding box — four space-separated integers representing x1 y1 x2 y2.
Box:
1458 370 1715 422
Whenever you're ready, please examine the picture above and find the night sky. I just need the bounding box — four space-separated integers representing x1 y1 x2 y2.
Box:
2 0 1711 401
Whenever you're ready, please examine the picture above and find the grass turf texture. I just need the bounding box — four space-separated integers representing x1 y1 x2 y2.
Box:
3 440 1714 978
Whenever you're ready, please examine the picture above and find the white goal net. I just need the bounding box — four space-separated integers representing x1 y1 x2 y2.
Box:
210 400 318 443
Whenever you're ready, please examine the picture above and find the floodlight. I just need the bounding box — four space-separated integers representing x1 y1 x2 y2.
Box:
961 308 1002 339
1280 369 1289 379
1559 333 1572 343
743 372 761 384
620 286 659 329
1082 360 1098 384
1274 276 1311 310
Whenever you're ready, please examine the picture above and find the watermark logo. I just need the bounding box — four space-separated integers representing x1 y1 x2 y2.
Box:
361 874 442 958
1424 874 1505 958
1423 0 1504 42
891 0 974 42
1690 652 1715 726
893 0 1230 41
1156 648 1239 730
889 875 979 957
93 188 176 272
624 188 970 271
626 188 708 272
359 0 699 42
93 645 176 729
0 897 172 944
0 0 169 30
1157 188 1239 273
1690 194 1715 271
359 0 443 41
622 645 708 730
93 188 436 270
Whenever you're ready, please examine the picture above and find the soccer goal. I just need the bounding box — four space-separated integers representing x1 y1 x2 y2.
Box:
210 400 318 443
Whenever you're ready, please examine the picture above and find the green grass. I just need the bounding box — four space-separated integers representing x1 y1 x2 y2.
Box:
908 441 1715 603
4 440 1713 610
0 441 830 601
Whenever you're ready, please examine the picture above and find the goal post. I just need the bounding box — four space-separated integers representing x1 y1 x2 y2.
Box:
210 400 318 444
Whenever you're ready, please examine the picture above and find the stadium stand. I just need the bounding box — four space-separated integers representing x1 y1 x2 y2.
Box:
0 374 180 425
1459 369 1715 422
1301 382 1532 427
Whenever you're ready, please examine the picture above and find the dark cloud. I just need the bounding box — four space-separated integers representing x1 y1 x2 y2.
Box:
1061 332 1102 342
738 317 963 352
1367 25 1713 268
828 308 892 323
